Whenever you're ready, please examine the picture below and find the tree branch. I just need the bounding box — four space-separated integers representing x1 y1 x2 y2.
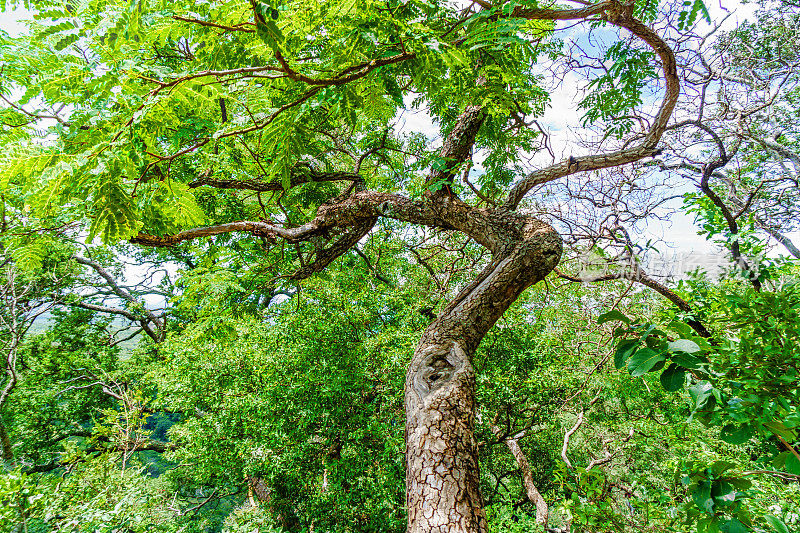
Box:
554 268 712 338
189 170 364 192
504 1 679 208
491 424 549 526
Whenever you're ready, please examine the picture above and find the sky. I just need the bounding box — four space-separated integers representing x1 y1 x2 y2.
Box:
0 7 29 37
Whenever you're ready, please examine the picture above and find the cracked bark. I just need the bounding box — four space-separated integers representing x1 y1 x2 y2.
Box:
405 214 561 532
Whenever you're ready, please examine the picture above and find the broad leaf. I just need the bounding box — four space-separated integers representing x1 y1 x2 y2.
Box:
689 381 714 410
614 339 639 370
720 424 752 445
627 348 665 377
667 339 701 354
660 363 686 392
719 518 748 533
766 515 790 533
692 481 714 515
597 309 631 325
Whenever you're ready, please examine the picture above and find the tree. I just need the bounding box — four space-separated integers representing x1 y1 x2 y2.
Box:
660 0 800 266
0 243 75 466
3 0 785 530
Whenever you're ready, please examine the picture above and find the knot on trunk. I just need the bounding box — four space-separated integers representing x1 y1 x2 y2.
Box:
411 342 473 404
426 354 454 384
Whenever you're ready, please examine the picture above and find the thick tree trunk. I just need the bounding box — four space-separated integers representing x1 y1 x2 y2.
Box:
405 340 483 532
404 214 562 532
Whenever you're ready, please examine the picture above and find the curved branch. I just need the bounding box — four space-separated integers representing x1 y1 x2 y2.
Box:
354 246 393 285
504 1 680 208
555 268 712 338
512 1 611 20
73 302 141 324
73 256 165 341
272 48 415 87
756 219 800 259
290 217 377 280
425 105 486 201
561 411 584 469
173 15 255 33
130 192 459 248
491 424 549 526
699 159 762 292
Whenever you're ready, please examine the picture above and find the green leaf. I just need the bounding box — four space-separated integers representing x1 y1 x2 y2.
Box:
766 515 790 533
598 310 631 325
710 480 735 507
9 239 48 272
88 178 142 244
54 33 79 51
763 420 797 442
660 363 686 392
0 151 59 189
256 15 284 52
697 516 717 533
727 478 752 490
443 47 469 69
772 451 790 470
614 339 639 369
162 181 206 227
692 480 714 515
677 0 711 31
672 352 704 370
337 0 357 16
720 424 752 445
667 339 701 353
627 348 665 377
689 381 714 410
719 518 748 533
709 461 736 477
786 452 800 476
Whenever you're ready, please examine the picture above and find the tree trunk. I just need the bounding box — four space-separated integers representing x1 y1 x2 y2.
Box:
404 213 562 532
0 415 13 466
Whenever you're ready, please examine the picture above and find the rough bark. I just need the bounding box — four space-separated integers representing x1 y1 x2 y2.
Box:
405 213 562 532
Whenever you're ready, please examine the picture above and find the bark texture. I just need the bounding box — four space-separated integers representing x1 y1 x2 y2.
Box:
405 212 562 532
